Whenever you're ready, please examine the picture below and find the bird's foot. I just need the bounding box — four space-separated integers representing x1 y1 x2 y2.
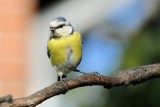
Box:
61 78 69 94
92 71 101 77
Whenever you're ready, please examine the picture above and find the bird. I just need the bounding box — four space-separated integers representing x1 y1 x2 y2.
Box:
47 17 83 81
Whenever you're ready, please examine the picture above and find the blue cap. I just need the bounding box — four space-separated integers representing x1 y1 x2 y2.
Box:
52 17 67 22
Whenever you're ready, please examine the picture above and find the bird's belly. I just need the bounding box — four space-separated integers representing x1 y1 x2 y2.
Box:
50 49 67 67
50 47 78 74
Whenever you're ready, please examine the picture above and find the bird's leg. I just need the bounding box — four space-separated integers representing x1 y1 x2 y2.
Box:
57 74 67 81
62 74 67 79
61 74 69 94
57 72 66 81
57 76 61 81
56 75 68 94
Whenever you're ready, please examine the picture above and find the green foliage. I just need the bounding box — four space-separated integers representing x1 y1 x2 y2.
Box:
80 9 160 107
103 16 160 107
122 30 160 69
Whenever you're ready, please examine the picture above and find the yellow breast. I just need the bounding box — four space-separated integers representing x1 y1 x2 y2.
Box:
47 31 82 70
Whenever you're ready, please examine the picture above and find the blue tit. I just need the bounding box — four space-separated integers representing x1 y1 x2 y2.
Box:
47 17 83 81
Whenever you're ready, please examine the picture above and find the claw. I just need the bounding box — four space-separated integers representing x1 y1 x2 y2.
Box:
93 71 100 77
57 74 67 81
61 78 69 94
62 78 68 83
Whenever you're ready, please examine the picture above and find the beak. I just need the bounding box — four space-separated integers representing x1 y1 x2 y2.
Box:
50 26 54 31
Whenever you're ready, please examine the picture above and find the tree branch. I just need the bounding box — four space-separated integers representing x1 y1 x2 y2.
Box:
1 63 160 107
0 95 12 104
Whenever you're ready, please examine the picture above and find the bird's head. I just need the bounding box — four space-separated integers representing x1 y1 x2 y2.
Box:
50 17 74 38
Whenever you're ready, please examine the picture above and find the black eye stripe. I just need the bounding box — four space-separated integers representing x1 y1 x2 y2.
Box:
55 24 65 29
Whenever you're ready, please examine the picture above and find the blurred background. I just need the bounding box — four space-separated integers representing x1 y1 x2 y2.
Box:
0 0 160 107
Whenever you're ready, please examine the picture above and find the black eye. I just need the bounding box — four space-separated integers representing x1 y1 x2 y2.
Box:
55 24 64 29
59 25 63 28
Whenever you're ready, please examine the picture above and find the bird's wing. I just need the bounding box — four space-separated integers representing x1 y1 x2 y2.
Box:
47 33 53 59
47 46 50 58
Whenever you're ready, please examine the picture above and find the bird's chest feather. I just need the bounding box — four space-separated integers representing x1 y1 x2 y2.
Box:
47 33 82 68
48 39 69 66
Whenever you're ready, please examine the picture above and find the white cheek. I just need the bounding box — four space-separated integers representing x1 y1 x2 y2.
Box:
55 26 73 36
63 26 73 35
68 27 72 34
55 28 63 35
